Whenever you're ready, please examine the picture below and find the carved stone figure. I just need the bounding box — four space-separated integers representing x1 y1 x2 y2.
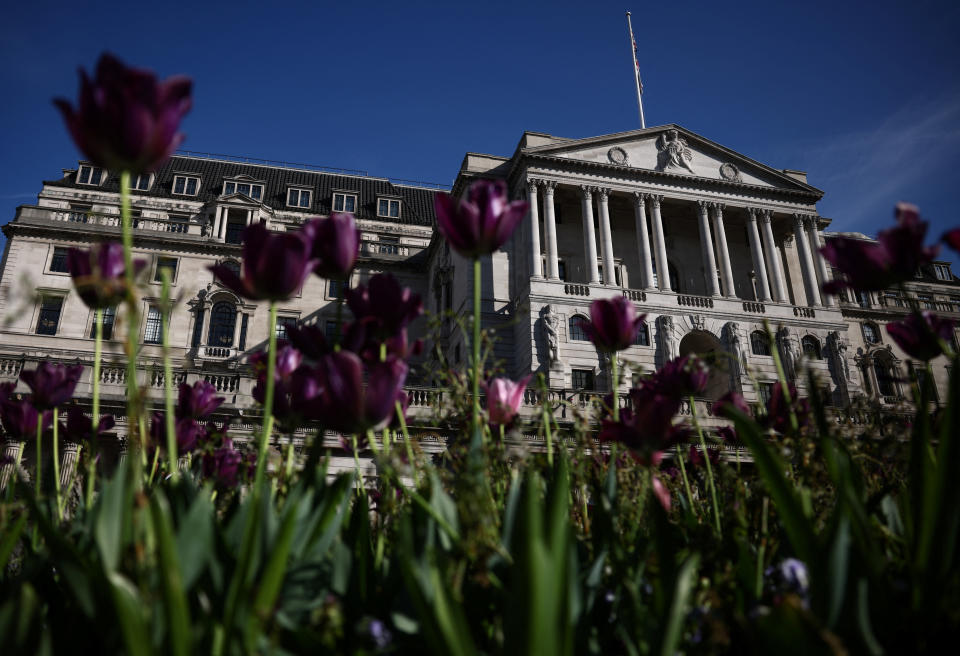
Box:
656 128 695 174
658 315 676 362
691 313 706 332
778 326 797 381
828 330 851 383
723 321 746 378
541 305 560 366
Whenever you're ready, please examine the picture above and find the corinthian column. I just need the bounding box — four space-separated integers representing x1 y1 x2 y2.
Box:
633 192 655 289
650 195 671 291
697 201 721 297
542 181 560 280
711 203 736 298
760 210 788 302
59 441 81 495
580 186 600 284
597 188 616 286
527 179 542 278
0 440 22 490
793 214 822 307
807 218 836 307
746 209 771 301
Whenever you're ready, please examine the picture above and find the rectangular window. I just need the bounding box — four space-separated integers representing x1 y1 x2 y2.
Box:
288 188 312 208
191 308 205 347
917 294 935 310
276 316 298 340
225 217 246 245
50 247 69 273
558 260 567 282
35 297 64 335
377 235 399 254
333 192 357 213
173 175 200 196
882 291 904 307
571 369 595 391
131 174 151 191
77 165 104 185
913 365 939 401
91 307 116 340
377 198 400 219
758 382 774 406
328 278 347 299
858 291 871 308
144 306 163 344
238 314 249 350
934 264 952 281
232 182 263 200
155 257 178 283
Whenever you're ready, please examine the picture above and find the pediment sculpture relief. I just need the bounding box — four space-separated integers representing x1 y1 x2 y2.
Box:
655 129 695 174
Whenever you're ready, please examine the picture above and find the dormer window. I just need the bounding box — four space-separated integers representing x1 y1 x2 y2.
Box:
173 175 200 196
287 188 312 208
377 198 401 219
77 165 104 186
935 264 952 281
131 173 152 191
223 180 263 201
333 192 357 213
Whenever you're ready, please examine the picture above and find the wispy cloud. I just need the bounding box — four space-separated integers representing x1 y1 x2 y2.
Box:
790 95 960 231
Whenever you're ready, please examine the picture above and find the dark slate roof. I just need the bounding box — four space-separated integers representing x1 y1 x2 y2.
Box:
45 155 440 227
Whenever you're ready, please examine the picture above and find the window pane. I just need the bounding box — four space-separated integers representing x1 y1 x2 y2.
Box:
50 247 69 273
225 182 236 195
144 307 163 344
238 314 249 350
92 307 116 340
569 316 588 341
78 166 90 184
276 316 297 340
238 184 250 196
36 297 63 335
299 191 310 208
90 168 102 184
174 177 185 194
251 185 262 200
288 189 298 205
344 195 355 212
390 200 399 218
186 178 198 195
155 257 178 282
333 194 343 211
379 199 388 216
207 302 237 346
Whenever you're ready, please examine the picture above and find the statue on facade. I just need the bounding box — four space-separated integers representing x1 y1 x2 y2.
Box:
541 305 561 366
828 330 851 383
722 321 746 379
658 315 676 362
778 326 797 381
656 129 695 174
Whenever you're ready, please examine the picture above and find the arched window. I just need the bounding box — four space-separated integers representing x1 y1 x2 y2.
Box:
208 302 237 346
863 322 881 345
634 321 650 346
751 330 771 356
801 336 822 359
569 315 588 341
873 358 897 397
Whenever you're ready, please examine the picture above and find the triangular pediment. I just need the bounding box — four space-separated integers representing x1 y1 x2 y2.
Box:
522 124 819 194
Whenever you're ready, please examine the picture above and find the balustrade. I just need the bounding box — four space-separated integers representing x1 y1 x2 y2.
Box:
563 283 590 296
203 374 239 393
0 359 21 378
742 301 766 313
793 306 816 318
622 289 646 302
677 294 714 308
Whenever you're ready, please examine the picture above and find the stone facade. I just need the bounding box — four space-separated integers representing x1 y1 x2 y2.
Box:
2 125 959 479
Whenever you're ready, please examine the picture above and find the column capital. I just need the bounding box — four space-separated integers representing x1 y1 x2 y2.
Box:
760 209 773 225
526 178 541 191
792 212 807 228
711 201 725 213
542 180 556 194
579 184 594 199
648 194 663 208
697 199 710 213
746 207 759 221
596 187 610 201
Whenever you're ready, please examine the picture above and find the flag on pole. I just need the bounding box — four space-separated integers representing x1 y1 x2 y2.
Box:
631 32 643 95
626 11 646 128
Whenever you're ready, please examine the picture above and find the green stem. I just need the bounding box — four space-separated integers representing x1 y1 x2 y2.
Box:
252 303 277 494
755 496 770 599
543 395 554 467
690 394 722 537
35 413 43 496
52 408 62 519
611 355 619 422
472 257 482 443
283 435 295 483
351 434 364 497
87 307 102 509
119 171 142 484
161 271 177 481
675 443 697 518
396 400 419 487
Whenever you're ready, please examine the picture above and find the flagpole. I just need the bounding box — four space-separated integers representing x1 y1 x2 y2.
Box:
626 11 646 128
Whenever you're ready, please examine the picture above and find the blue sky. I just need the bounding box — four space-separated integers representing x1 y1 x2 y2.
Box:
2 0 958 263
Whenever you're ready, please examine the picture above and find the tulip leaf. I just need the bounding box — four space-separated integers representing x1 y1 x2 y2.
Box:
95 466 130 573
658 553 700 656
107 572 153 656
149 493 191 656
250 494 303 637
0 513 27 578
174 490 215 590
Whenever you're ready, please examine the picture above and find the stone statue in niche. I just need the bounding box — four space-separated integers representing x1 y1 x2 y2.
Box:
723 321 746 379
828 330 852 383
778 326 798 381
541 305 561 366
656 128 695 174
658 315 676 362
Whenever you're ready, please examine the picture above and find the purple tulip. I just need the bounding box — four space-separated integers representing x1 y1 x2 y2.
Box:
483 374 532 427
764 382 809 433
886 311 955 361
201 430 245 488
67 242 147 310
583 297 646 352
54 53 192 174
651 475 672 512
176 381 224 420
286 325 335 361
20 362 84 410
711 391 750 418
302 213 360 279
0 398 52 440
434 179 529 258
208 222 317 301
150 412 204 455
59 407 115 443
821 203 938 293
598 387 684 465
688 444 719 468
314 351 408 434
943 228 960 255
647 355 709 399
346 273 423 340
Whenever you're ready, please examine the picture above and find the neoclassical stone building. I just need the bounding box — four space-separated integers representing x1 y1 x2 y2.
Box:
1 125 959 480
